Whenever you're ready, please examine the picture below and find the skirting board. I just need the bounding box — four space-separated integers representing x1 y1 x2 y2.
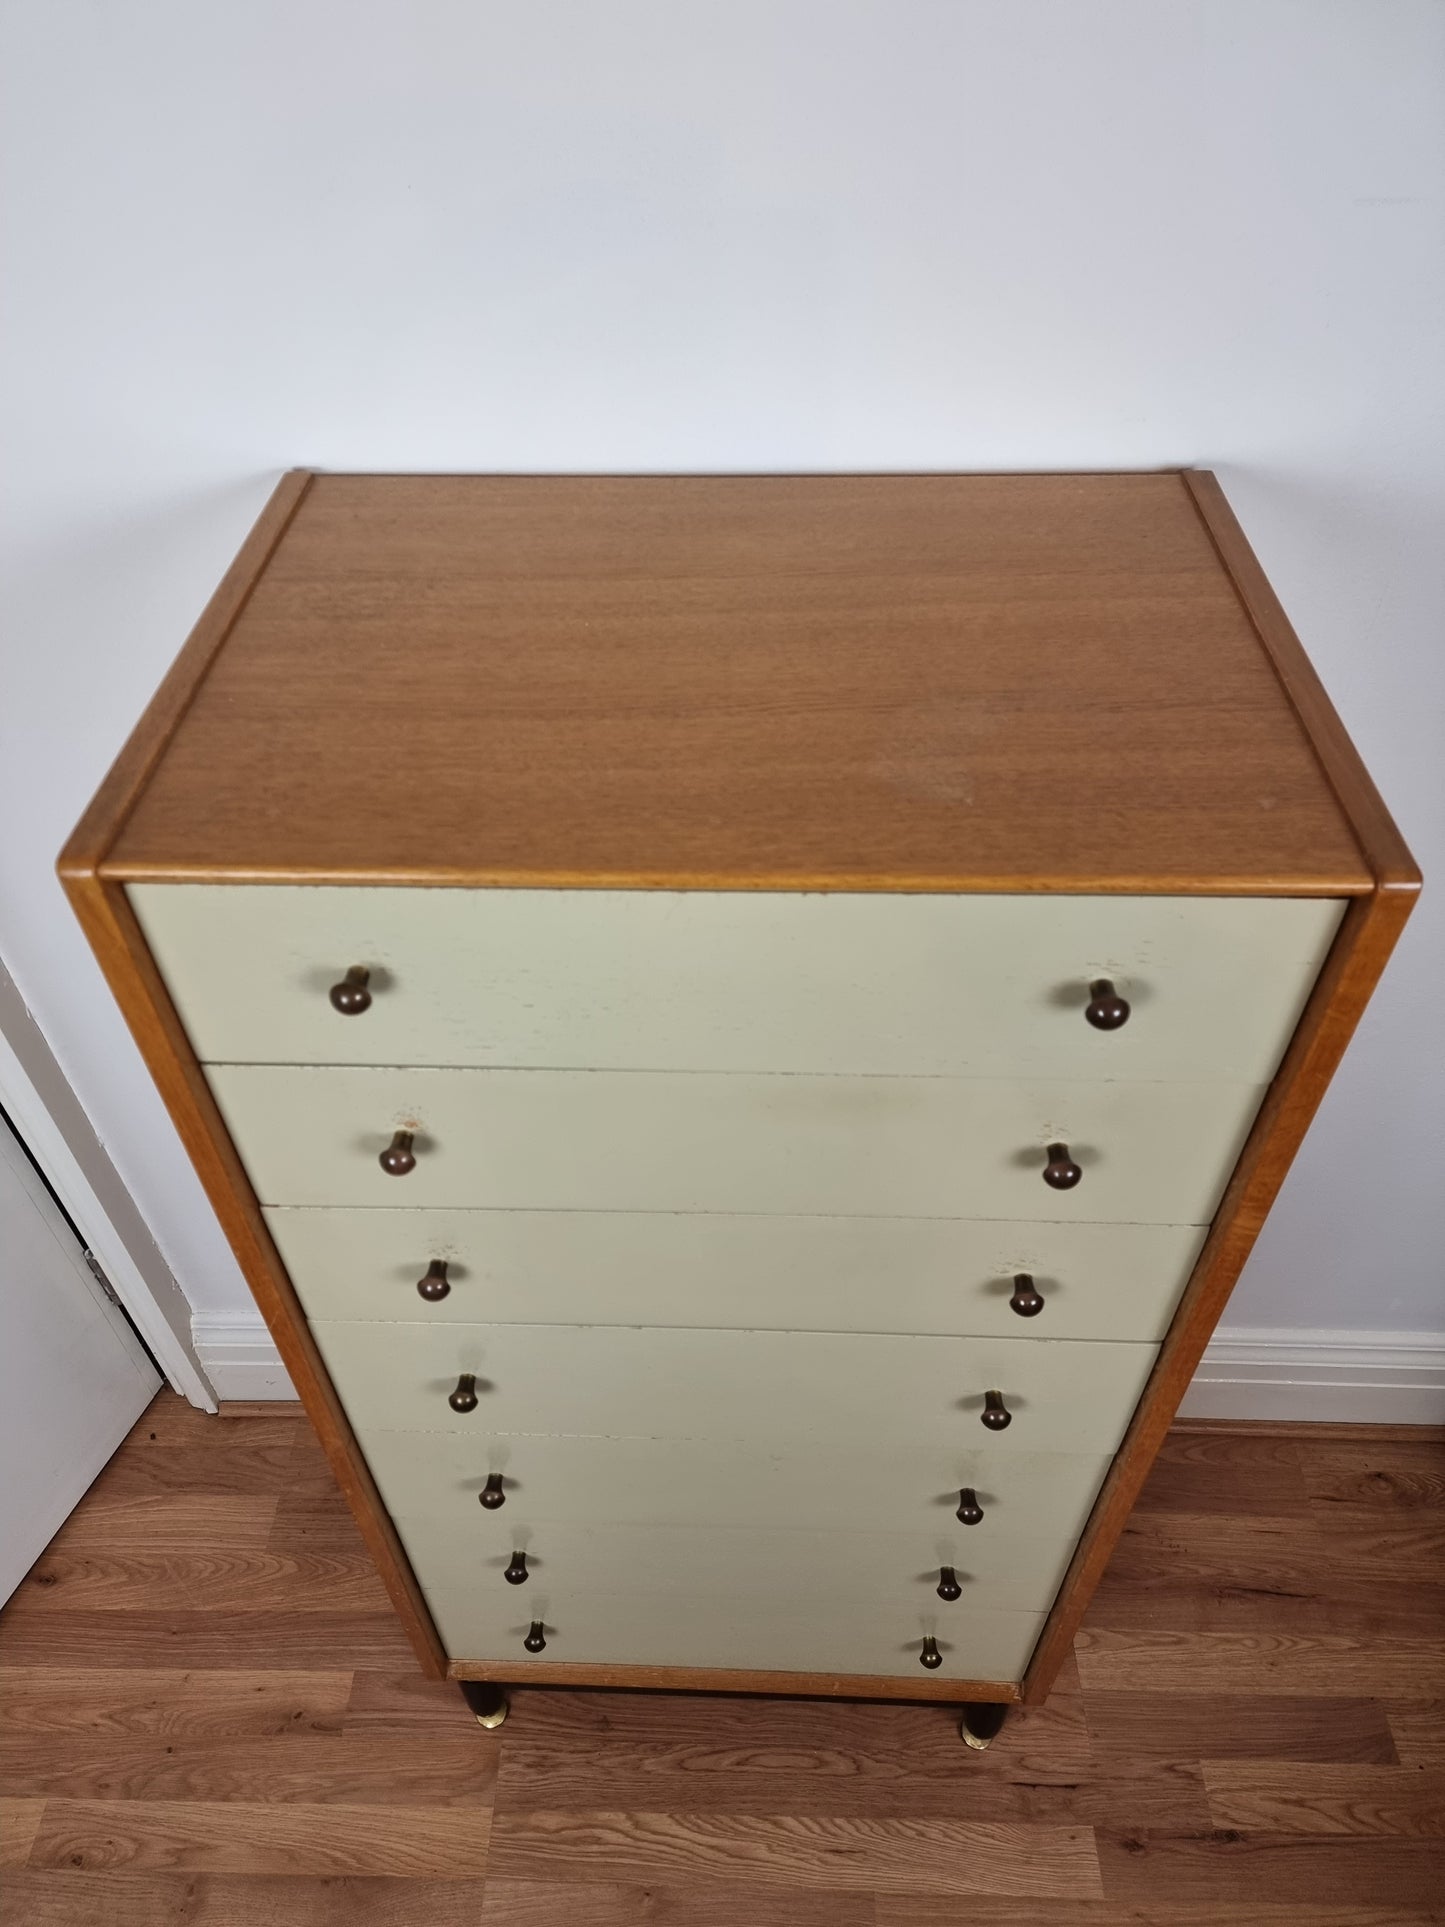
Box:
192 1311 1445 1423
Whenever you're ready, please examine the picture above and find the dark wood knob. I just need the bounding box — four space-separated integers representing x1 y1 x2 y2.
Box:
417 1259 450 1302
448 1372 478 1414
1042 1142 1081 1190
328 965 372 1015
919 1636 943 1670
380 1129 416 1176
981 1390 1012 1431
937 1566 962 1601
524 1620 547 1653
479 1473 506 1510
1085 978 1131 1030
956 1487 984 1525
1009 1272 1045 1317
504 1551 529 1585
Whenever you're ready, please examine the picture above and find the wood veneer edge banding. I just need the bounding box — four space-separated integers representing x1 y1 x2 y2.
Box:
446 1659 1020 1703
56 470 315 880
54 870 449 1680
1181 470 1421 893
1019 880 1416 1703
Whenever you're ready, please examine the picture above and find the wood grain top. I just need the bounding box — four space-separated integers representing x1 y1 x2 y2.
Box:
75 471 1378 892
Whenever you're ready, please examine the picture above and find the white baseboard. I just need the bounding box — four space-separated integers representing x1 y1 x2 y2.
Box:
1177 1326 1445 1424
194 1310 1445 1424
191 1312 298 1402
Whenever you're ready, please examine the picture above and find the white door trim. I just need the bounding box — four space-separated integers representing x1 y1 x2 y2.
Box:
0 960 217 1412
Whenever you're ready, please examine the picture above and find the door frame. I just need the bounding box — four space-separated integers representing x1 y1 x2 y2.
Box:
0 959 217 1411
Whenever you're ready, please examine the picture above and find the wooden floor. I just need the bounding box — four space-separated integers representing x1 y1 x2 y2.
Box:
1 1397 1442 1924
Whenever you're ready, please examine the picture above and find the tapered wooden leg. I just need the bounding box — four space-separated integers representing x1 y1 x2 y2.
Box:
959 1701 1008 1751
459 1680 509 1729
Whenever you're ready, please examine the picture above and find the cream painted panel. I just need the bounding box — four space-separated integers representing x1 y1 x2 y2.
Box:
425 1579 1043 1681
359 1428 1113 1543
269 1205 1205 1341
312 1321 1157 1455
214 1064 1262 1223
131 884 1342 1081
394 1513 1075 1615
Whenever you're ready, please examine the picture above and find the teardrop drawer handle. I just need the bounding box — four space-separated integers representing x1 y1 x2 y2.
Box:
416 1259 450 1302
1085 978 1130 1030
919 1636 943 1670
937 1566 962 1601
504 1551 529 1585
329 965 372 1015
1009 1272 1044 1317
956 1487 984 1525
981 1390 1012 1431
479 1473 506 1510
380 1129 417 1176
1041 1142 1081 1190
524 1620 547 1653
448 1373 479 1414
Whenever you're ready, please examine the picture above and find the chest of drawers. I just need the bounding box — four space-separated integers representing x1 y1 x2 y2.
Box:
60 471 1417 1737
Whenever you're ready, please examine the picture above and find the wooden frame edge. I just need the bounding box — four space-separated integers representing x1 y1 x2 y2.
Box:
55 870 449 1679
448 1658 1019 1703
1020 879 1416 1701
58 469 315 880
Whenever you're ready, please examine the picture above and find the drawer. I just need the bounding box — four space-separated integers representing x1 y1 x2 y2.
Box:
359 1428 1113 1543
424 1579 1045 1681
270 1206 1205 1340
313 1321 1157 1455
216 1064 1263 1223
132 884 1342 1081
394 1514 1076 1615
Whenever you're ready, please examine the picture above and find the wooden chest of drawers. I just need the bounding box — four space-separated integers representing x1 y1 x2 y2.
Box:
60 472 1417 1734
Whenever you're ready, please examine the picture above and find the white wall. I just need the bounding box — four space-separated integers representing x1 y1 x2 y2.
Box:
2 1 1441 1339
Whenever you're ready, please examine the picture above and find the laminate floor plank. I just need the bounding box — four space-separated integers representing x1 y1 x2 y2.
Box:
0 1873 492 1926
3 1395 1444 1924
25 1799 492 1877
0 1669 352 1738
483 1810 1103 1899
1201 1761 1445 1836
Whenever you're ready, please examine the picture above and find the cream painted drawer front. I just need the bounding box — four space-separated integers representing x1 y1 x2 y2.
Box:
216 1064 1261 1224
271 1206 1204 1341
394 1514 1075 1615
313 1321 1156 1456
425 1580 1043 1681
359 1428 1113 1544
132 884 1341 1082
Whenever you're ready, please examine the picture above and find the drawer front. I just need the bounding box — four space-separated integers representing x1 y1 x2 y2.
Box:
132 883 1342 1081
270 1206 1205 1340
216 1064 1262 1223
425 1580 1044 1681
393 1514 1076 1615
312 1321 1157 1456
359 1428 1114 1544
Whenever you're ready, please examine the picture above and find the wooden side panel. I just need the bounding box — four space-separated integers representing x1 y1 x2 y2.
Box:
53 874 450 1679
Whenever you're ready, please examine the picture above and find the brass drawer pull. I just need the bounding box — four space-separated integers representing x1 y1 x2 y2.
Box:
328 965 372 1014
524 1620 547 1653
1009 1272 1044 1317
1084 977 1130 1029
380 1129 417 1176
1042 1142 1082 1190
504 1550 530 1585
448 1372 479 1414
981 1389 1012 1431
936 1566 962 1601
479 1473 506 1510
416 1259 450 1302
919 1635 943 1670
956 1487 984 1525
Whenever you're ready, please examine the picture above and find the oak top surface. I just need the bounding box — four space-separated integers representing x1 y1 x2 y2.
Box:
101 472 1368 892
